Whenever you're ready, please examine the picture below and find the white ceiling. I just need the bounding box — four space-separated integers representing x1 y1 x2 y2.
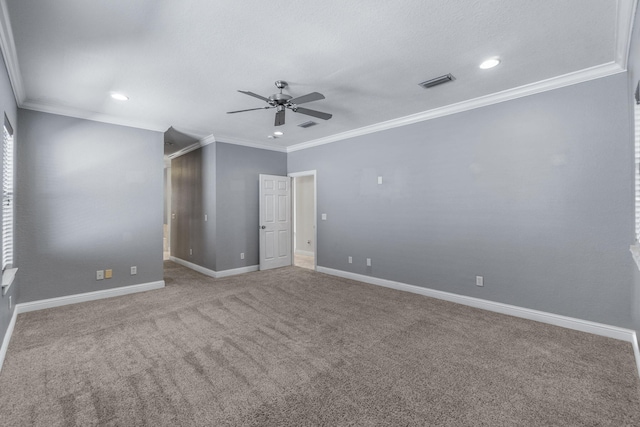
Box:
0 0 636 152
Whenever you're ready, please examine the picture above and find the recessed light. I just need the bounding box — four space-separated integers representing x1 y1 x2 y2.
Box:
273 131 284 136
479 58 500 69
110 92 129 101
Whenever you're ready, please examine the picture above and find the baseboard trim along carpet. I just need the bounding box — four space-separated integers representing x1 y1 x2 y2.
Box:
16 280 165 314
316 266 640 378
0 308 17 374
170 256 259 278
0 280 165 373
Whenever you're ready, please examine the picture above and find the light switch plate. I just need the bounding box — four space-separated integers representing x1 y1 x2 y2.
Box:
321 213 327 220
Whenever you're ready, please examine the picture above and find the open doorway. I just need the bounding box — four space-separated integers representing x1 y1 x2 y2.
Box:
290 171 316 270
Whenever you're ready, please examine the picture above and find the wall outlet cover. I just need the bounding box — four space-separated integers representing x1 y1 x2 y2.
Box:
96 270 104 280
476 276 484 287
131 266 137 275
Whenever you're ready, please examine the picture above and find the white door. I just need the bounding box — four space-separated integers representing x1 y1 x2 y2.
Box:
259 174 291 270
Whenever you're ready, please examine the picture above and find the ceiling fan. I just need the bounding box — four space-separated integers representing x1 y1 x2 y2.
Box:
227 80 332 126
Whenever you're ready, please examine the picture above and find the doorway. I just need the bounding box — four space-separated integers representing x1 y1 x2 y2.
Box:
290 171 316 270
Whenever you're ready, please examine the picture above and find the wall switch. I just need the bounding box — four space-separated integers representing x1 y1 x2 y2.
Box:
476 276 484 287
378 176 383 184
96 270 104 280
105 269 113 279
190 248 193 255
348 256 352 264
131 266 137 275
171 213 176 219
240 252 245 259
321 213 327 220
366 258 372 267
204 214 208 222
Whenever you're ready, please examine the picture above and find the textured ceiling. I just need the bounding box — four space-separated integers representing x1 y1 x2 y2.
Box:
1 0 629 151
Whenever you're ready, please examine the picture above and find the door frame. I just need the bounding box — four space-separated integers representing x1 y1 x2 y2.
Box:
288 170 317 271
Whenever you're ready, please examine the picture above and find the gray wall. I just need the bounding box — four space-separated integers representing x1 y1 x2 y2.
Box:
627 5 640 330
216 142 286 271
295 175 315 254
0 51 18 348
16 109 164 303
288 73 637 330
170 142 286 272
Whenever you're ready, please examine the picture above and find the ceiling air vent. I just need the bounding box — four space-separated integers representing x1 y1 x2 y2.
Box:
419 73 455 89
298 121 318 128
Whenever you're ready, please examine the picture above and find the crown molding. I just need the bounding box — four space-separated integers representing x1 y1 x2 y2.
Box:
21 100 169 132
215 136 288 152
287 62 625 153
0 0 24 104
615 0 638 69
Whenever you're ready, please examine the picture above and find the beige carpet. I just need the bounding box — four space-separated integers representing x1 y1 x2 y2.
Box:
0 261 639 426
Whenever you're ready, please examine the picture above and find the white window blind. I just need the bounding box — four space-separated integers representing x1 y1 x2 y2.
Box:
635 103 640 242
2 119 13 271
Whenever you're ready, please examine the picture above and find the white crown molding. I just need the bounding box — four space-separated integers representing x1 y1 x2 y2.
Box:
288 62 625 153
216 136 288 153
21 100 169 132
170 256 258 278
316 266 640 378
615 0 638 69
0 0 24 104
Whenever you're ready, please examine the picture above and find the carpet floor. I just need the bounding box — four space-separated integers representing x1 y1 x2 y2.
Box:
0 262 639 426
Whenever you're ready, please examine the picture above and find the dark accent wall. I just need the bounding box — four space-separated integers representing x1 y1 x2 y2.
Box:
170 142 286 272
170 144 217 271
0 51 18 348
16 109 164 303
288 73 637 330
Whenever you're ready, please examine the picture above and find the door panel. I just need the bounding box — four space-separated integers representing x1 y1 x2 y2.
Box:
259 174 291 270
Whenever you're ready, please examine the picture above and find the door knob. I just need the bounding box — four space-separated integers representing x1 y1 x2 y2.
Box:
261 225 266 229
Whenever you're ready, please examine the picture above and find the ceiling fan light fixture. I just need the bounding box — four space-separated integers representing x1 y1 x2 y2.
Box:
418 73 455 89
110 92 129 101
479 58 500 69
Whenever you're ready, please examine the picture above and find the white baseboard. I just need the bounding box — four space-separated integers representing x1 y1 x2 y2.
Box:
16 280 165 314
170 256 258 278
216 265 259 278
316 266 640 378
295 250 315 257
0 307 17 373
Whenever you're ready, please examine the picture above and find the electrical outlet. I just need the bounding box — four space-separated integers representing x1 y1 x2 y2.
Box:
204 214 208 221
476 276 484 287
96 270 104 280
241 252 245 259
348 256 352 264
105 269 112 279
190 248 193 255
366 258 372 267
378 176 383 184
131 266 137 275
321 213 327 220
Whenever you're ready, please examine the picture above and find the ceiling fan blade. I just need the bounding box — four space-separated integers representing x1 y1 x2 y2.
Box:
288 92 325 105
237 90 271 102
227 106 272 114
274 109 285 126
293 106 332 120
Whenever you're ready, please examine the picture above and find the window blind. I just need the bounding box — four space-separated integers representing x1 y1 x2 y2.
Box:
2 119 13 271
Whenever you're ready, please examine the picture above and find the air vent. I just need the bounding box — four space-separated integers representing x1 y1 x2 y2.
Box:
298 121 318 128
419 73 455 89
